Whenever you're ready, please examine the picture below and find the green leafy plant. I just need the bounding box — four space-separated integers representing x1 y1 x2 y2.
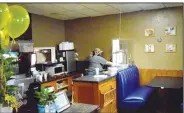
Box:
35 86 56 106
0 48 19 111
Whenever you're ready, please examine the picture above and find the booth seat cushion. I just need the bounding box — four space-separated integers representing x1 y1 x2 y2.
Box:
117 66 154 110
122 86 154 109
124 86 153 101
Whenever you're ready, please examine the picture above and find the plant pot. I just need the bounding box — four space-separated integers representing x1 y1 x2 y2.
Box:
37 104 45 113
0 104 12 113
45 104 49 113
49 103 56 113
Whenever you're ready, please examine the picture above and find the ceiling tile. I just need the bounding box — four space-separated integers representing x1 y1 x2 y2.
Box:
81 4 119 15
75 8 104 17
108 4 141 13
15 3 181 20
52 4 86 10
163 3 183 7
81 4 109 8
21 5 46 15
60 11 88 18
137 4 165 10
46 14 72 20
24 4 68 13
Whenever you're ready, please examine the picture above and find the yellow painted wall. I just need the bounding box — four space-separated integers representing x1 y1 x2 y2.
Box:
32 14 65 47
65 7 183 70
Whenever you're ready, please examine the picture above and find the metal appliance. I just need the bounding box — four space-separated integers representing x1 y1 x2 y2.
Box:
56 50 76 73
45 63 65 75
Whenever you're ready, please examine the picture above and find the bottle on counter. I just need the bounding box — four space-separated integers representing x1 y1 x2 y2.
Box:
49 102 56 113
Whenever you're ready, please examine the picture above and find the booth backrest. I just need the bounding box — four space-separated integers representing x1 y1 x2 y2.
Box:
117 66 140 100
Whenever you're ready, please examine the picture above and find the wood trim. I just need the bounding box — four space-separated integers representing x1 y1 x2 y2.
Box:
139 69 183 85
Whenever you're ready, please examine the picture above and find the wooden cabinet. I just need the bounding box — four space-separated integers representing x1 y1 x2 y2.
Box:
73 77 117 113
41 73 82 93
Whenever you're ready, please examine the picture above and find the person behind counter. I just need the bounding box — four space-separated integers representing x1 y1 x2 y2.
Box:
87 48 112 75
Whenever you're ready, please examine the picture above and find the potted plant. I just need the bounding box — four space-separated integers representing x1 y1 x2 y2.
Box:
35 86 56 113
0 48 20 112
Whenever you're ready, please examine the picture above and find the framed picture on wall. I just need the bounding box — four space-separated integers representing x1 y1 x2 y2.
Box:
145 44 154 53
165 26 176 36
165 44 176 52
145 28 155 37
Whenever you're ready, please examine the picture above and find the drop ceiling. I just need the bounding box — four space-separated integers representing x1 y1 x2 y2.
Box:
9 3 183 20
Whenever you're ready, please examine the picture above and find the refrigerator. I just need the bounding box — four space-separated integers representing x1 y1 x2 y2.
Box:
56 50 76 73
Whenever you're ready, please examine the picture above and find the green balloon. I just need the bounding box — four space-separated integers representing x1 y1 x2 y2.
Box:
0 4 10 30
7 5 30 39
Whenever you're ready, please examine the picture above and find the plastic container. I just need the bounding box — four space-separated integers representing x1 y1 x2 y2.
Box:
18 42 34 52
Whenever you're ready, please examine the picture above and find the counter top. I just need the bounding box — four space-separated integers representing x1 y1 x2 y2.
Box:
17 102 99 113
73 74 116 83
62 103 99 113
41 72 81 84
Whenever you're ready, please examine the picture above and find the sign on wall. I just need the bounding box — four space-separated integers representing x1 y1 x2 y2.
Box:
145 44 154 53
165 26 176 36
145 28 155 37
165 44 176 52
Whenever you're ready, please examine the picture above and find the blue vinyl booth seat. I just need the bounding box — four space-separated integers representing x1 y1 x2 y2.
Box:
117 66 154 111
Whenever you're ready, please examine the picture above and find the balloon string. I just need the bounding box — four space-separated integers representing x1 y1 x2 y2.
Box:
10 38 14 52
13 39 16 44
0 32 2 49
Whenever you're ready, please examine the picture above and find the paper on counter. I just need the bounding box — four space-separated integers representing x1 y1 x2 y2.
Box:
93 75 108 78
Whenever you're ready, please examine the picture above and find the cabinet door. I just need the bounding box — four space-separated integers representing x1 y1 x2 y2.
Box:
100 101 113 113
111 99 117 113
73 82 99 105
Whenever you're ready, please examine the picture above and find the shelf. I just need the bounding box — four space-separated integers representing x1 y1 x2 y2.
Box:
57 85 69 90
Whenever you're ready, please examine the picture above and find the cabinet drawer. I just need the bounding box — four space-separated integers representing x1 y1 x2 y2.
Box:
99 81 115 93
100 88 116 107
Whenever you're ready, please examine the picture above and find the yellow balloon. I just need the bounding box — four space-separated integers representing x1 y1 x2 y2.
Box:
0 4 10 30
7 5 30 39
0 30 5 41
1 35 9 49
0 28 8 40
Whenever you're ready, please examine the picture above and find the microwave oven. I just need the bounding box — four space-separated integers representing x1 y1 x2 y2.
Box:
45 64 65 76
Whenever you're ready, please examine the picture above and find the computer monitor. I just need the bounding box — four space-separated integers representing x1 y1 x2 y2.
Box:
3 52 18 59
54 90 70 113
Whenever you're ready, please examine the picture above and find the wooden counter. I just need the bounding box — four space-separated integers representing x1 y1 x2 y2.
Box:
73 75 117 113
41 72 82 93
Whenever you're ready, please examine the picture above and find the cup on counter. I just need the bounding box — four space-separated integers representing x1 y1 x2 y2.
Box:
95 68 99 75
44 73 48 81
38 74 43 82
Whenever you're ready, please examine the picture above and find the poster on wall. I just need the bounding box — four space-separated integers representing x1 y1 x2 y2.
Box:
145 28 154 37
165 26 176 36
165 44 176 52
145 44 154 53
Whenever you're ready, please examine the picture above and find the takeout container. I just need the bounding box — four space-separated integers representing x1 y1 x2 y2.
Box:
59 42 74 50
